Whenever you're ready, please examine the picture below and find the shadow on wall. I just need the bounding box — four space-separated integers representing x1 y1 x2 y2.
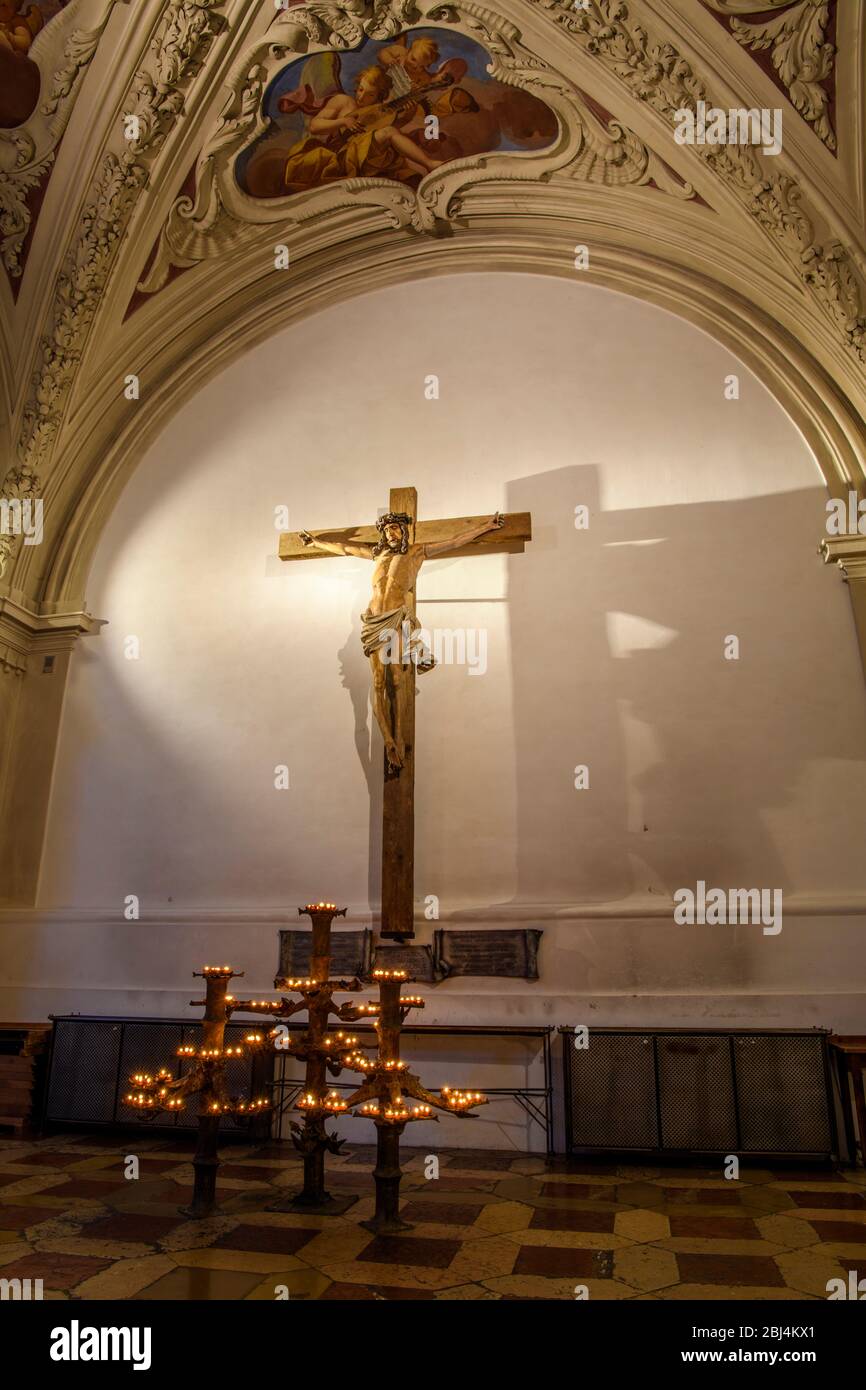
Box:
502 466 865 908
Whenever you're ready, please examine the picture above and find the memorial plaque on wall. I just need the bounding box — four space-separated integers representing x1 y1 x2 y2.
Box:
434 928 542 980
372 944 438 983
277 929 371 983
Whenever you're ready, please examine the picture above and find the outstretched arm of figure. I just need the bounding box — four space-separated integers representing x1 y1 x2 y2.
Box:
423 512 506 559
299 531 374 560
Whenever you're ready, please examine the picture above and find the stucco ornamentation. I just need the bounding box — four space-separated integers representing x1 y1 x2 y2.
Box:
0 0 123 280
703 1 835 150
9 0 227 513
529 0 862 361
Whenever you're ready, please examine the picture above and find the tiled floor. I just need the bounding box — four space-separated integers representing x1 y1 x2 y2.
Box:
0 1134 863 1300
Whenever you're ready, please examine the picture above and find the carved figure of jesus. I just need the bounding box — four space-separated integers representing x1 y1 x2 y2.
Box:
300 510 505 769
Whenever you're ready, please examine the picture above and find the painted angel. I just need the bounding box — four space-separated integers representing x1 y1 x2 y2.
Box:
0 2 44 55
242 50 444 200
377 34 480 161
377 33 470 102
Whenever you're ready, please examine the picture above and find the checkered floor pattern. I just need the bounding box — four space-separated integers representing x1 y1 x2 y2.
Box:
0 1135 863 1300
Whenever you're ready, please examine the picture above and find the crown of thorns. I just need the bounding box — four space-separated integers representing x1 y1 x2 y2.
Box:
375 512 411 532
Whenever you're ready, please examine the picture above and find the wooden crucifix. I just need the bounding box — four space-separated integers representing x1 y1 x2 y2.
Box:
280 488 531 939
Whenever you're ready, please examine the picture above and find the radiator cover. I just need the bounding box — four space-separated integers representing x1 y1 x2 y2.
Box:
43 1015 273 1135
562 1028 836 1159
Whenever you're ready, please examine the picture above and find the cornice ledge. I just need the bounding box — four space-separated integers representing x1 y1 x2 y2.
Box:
0 594 105 648
818 534 866 581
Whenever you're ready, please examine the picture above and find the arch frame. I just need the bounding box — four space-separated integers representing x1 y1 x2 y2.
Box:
30 210 866 613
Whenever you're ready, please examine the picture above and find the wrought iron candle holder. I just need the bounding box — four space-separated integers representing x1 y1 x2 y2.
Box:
124 965 271 1219
342 968 486 1233
238 903 371 1214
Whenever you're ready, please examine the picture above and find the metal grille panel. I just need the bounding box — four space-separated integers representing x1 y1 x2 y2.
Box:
568 1033 658 1149
734 1034 832 1153
45 1020 122 1123
658 1034 738 1151
45 1017 272 1134
563 1029 834 1159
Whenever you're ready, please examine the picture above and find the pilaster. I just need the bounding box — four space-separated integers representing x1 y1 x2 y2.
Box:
0 598 104 906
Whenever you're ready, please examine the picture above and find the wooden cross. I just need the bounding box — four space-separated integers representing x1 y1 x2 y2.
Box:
280 487 531 939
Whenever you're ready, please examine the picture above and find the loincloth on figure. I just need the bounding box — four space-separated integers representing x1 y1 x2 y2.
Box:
360 605 435 673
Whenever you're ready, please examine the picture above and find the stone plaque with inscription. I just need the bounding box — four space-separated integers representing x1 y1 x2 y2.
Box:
434 928 542 980
372 944 438 983
277 928 371 983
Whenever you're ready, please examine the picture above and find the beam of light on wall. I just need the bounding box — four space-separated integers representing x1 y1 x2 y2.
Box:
605 611 679 659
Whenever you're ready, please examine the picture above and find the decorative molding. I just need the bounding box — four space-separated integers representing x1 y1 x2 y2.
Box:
0 642 27 677
139 1 694 294
2 894 866 925
42 14 117 118
702 0 836 150
554 92 693 194
7 0 227 510
529 0 863 362
0 146 54 282
0 0 123 283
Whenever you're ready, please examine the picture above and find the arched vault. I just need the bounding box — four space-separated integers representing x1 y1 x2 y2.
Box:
0 0 865 903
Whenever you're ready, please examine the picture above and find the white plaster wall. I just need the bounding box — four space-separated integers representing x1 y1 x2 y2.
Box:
5 274 866 1103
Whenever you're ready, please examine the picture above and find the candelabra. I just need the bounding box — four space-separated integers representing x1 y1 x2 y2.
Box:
342 968 486 1234
122 936 488 1229
124 966 271 1219
236 903 373 1214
